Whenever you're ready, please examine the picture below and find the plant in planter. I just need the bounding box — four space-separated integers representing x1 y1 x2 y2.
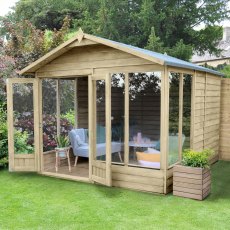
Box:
55 135 70 157
173 149 214 200
55 135 71 172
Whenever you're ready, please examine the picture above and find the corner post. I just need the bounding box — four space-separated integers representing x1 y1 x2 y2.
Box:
161 66 169 194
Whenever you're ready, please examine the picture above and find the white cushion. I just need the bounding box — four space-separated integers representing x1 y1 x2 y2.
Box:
138 160 160 168
146 147 160 154
76 134 84 146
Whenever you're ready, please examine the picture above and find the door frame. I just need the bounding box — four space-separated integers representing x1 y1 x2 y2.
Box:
7 78 40 172
88 74 112 186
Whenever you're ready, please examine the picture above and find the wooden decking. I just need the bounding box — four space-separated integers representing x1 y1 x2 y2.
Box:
43 151 89 178
44 161 89 178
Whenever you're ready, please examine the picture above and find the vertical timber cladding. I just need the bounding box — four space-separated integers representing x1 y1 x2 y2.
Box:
193 72 221 162
220 79 230 161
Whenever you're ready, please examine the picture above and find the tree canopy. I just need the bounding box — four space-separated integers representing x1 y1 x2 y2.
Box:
0 0 229 63
1 0 228 61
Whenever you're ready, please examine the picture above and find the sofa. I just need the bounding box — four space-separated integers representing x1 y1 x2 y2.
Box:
69 127 122 165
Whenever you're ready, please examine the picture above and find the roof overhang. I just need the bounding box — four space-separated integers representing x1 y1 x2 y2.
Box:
19 29 164 75
19 28 224 77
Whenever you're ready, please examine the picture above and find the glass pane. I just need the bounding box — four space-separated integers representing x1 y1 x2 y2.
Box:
183 74 192 150
129 72 161 168
13 83 34 154
168 73 180 165
60 79 74 135
42 79 57 152
111 74 125 163
96 80 106 160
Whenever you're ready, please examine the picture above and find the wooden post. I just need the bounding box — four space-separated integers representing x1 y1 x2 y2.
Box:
6 79 14 171
37 76 43 172
161 66 169 194
124 72 129 166
178 73 183 162
105 73 112 186
56 80 60 137
74 78 78 128
33 78 40 171
190 71 196 150
88 75 93 181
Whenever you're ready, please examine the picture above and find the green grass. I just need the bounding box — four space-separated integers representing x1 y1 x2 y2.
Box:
0 161 229 230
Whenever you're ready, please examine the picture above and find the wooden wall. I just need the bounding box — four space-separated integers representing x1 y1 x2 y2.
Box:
193 72 221 162
37 44 154 77
14 154 35 171
219 78 230 161
130 93 160 141
77 77 89 128
112 165 164 194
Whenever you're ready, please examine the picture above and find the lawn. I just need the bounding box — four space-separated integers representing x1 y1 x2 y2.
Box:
0 161 229 230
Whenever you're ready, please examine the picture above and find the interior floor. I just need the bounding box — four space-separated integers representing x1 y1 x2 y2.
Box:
45 161 89 178
43 151 89 178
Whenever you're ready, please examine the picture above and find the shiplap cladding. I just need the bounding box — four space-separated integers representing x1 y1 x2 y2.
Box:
77 77 89 128
193 72 221 162
37 44 153 76
220 78 230 161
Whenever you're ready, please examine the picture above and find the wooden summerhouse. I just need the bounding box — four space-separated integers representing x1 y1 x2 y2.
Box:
7 29 223 194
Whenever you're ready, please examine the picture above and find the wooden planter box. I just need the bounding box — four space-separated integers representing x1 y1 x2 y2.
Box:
173 165 211 200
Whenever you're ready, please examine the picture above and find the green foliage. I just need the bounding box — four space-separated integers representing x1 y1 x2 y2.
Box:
220 65 230 78
12 0 82 30
61 110 75 126
182 149 215 168
56 135 70 148
2 16 71 71
0 102 8 167
1 0 229 60
145 27 164 53
166 40 193 61
14 130 34 154
0 157 8 168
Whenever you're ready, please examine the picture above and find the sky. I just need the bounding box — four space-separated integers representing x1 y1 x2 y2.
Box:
0 0 229 27
0 0 18 16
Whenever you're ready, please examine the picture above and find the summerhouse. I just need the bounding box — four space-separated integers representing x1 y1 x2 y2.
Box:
7 29 223 194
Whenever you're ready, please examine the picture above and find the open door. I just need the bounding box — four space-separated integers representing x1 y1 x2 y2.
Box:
7 78 39 172
89 74 112 186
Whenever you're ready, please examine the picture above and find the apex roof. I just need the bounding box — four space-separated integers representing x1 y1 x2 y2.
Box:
20 29 223 76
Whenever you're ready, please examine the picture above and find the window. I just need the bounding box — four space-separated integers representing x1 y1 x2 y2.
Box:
128 72 161 168
13 83 34 154
111 74 125 163
168 73 192 166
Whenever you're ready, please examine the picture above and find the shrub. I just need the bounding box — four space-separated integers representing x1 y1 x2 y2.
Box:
14 130 34 154
182 149 214 168
0 102 8 167
61 110 75 126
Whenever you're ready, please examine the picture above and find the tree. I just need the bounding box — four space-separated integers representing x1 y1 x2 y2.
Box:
220 65 230 78
1 0 230 60
2 16 71 71
12 0 82 30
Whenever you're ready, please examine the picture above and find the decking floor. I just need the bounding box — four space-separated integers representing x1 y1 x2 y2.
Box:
44 161 89 178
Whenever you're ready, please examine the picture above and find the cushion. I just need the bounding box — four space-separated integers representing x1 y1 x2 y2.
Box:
136 151 160 162
97 125 106 143
74 129 86 143
155 140 160 151
76 134 84 147
147 147 160 154
138 160 160 168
